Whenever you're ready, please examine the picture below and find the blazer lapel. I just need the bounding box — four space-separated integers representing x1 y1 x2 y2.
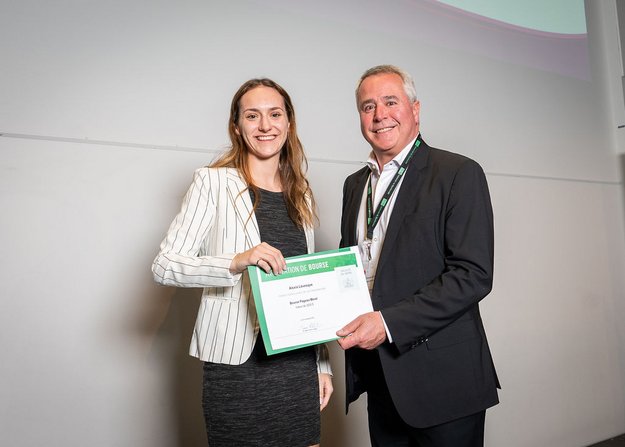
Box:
344 167 370 246
225 168 262 248
375 140 430 277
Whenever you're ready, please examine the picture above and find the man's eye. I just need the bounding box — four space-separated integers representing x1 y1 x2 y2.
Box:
363 104 374 112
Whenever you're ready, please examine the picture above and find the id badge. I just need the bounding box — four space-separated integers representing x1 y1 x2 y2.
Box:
358 238 372 276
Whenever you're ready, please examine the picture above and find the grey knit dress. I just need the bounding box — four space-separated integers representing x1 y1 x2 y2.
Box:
201 188 320 447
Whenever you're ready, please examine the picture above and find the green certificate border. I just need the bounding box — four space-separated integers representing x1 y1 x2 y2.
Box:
248 246 356 355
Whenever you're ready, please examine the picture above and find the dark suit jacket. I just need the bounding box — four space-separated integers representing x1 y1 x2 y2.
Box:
340 136 499 428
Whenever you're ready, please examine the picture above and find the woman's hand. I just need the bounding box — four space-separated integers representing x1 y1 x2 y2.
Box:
318 373 333 411
230 242 286 275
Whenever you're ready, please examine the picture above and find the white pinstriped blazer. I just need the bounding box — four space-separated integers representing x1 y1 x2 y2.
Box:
152 167 331 374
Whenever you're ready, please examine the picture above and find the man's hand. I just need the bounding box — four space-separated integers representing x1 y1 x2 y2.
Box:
336 311 387 350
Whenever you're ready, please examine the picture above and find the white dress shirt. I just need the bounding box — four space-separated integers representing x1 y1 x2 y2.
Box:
355 137 418 341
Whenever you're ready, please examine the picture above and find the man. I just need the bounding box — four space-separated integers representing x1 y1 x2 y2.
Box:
336 64 499 447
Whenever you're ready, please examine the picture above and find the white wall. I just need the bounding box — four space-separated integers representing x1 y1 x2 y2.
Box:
1 1 624 446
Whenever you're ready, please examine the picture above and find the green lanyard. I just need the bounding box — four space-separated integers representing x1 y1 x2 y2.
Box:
366 137 421 240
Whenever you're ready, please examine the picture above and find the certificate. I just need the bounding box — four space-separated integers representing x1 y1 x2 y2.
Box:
248 246 372 355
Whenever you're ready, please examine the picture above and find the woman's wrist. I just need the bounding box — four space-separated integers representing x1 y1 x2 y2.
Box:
229 253 243 274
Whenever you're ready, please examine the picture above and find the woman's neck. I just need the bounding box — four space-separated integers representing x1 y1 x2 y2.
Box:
248 156 282 192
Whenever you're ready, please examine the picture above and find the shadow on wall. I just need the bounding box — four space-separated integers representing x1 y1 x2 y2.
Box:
619 155 625 234
622 153 625 229
151 286 206 446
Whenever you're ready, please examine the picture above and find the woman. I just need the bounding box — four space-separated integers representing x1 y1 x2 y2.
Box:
152 78 333 446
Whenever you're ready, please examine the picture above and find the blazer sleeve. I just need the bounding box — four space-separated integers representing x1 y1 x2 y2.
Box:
315 344 332 375
382 158 494 354
151 168 243 288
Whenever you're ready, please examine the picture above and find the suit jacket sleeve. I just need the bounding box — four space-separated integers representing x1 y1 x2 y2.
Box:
339 175 350 249
381 157 494 355
152 168 242 288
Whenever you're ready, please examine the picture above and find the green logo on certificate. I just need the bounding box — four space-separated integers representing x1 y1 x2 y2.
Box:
257 253 358 282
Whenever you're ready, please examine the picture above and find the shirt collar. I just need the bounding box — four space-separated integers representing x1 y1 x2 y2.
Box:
366 135 419 176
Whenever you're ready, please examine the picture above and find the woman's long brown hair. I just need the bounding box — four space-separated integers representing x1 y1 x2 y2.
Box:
211 78 317 229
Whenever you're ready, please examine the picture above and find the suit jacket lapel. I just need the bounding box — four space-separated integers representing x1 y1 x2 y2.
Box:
345 167 370 246
225 168 262 248
375 140 430 280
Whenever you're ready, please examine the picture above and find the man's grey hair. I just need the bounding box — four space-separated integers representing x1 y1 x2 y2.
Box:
355 64 418 103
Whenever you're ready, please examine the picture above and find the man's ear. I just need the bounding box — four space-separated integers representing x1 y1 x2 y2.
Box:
412 100 421 124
